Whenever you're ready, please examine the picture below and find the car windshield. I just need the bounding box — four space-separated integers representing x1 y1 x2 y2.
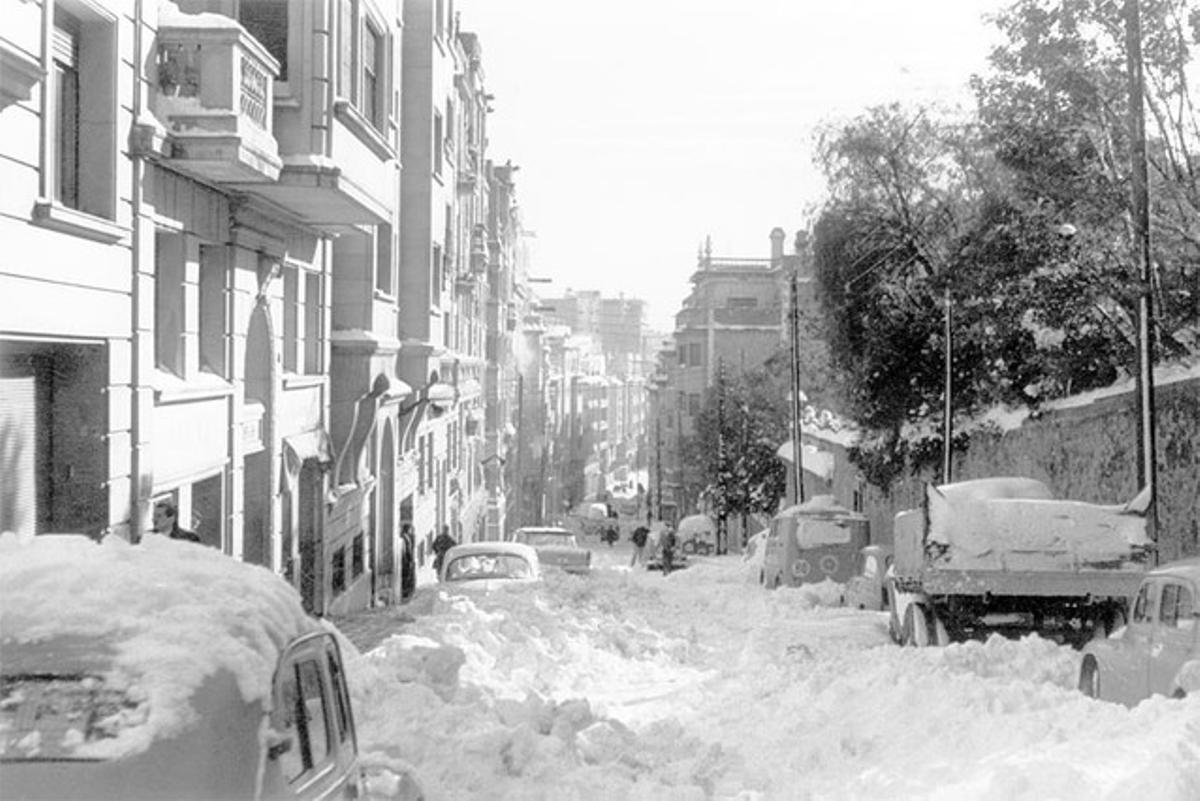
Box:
1 673 144 761
521 532 577 548
446 553 533 581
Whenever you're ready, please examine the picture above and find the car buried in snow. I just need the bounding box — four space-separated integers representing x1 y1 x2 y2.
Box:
1078 557 1200 706
509 526 592 574
0 532 423 801
845 545 894 612
439 541 542 591
760 496 869 589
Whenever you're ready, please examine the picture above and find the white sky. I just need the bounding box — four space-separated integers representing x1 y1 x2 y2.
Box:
454 0 1007 331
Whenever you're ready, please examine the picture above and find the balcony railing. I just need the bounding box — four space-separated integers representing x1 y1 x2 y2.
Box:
154 18 282 183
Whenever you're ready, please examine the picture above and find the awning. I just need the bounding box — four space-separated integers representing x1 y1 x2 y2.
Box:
282 429 334 492
775 440 836 481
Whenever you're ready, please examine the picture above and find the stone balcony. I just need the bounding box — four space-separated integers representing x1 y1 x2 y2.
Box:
152 18 282 184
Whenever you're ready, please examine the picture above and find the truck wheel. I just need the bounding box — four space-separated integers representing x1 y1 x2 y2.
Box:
1079 656 1100 699
888 606 903 644
903 604 930 647
930 612 949 646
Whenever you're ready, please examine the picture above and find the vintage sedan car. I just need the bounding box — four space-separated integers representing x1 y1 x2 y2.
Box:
510 526 592 574
1078 557 1200 706
845 545 894 611
440 542 542 591
0 531 419 801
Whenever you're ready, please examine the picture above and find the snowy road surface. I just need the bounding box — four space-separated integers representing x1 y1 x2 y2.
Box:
332 541 1200 800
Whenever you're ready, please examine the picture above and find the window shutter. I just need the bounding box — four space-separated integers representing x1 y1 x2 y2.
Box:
52 24 78 67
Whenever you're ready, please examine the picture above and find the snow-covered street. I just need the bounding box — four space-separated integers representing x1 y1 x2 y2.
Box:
333 542 1200 800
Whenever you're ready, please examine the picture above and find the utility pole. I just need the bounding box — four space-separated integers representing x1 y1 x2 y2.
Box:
715 360 728 555
1124 0 1158 551
515 373 524 527
654 412 663 521
788 268 805 504
942 287 953 484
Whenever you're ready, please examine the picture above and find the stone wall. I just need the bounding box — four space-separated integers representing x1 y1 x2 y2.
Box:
840 371 1200 562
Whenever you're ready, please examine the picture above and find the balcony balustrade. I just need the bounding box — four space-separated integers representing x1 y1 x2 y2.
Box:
153 20 282 183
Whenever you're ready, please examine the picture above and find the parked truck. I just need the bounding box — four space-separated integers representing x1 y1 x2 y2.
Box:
887 477 1153 648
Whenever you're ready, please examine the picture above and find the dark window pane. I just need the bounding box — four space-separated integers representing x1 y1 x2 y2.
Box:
297 660 329 764
351 533 364 577
332 547 346 594
327 647 351 742
55 62 79 208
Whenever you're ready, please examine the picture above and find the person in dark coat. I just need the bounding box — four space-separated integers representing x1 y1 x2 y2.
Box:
151 500 200 543
659 525 677 576
432 525 457 576
630 525 649 567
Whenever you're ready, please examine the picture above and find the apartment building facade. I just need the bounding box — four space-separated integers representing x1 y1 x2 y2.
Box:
0 0 530 616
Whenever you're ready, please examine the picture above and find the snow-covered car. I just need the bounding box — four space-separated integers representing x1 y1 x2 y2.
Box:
439 542 542 591
845 545 893 611
1078 557 1200 706
510 526 592 574
0 532 420 801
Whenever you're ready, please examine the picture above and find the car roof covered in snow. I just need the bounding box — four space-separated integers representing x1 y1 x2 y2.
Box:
0 531 321 758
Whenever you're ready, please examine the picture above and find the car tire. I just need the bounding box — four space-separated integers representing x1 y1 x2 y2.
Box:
1078 655 1100 698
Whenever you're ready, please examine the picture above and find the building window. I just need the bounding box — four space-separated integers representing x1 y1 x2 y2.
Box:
351 533 364 577
52 21 79 208
374 224 392 295
433 110 443 175
155 231 185 376
304 271 321 374
417 437 426 494
238 0 289 81
198 245 227 376
331 546 346 594
677 347 686 366
47 4 116 221
688 393 701 416
283 265 298 373
431 244 442 302
688 343 702 366
362 20 383 128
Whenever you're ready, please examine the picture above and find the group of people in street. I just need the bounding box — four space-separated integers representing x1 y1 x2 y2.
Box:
629 522 676 575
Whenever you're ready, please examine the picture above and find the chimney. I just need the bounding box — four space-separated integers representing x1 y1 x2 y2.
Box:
769 227 786 266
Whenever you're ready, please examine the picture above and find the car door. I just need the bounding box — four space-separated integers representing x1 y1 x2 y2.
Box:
262 633 360 801
1148 579 1198 697
1120 580 1161 703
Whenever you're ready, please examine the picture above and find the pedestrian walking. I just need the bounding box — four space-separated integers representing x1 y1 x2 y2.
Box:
630 524 649 567
660 525 677 576
432 525 456 576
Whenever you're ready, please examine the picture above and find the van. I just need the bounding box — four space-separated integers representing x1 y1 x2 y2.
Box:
760 496 869 589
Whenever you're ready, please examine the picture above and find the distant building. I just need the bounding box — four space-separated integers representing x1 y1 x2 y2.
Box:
656 228 821 517
539 291 649 377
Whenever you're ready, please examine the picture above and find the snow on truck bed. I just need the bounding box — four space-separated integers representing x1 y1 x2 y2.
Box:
925 478 1151 571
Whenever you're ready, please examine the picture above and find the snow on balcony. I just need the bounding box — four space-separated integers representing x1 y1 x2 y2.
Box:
154 11 282 183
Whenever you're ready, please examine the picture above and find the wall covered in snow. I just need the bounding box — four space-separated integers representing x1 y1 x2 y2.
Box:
837 372 1200 562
